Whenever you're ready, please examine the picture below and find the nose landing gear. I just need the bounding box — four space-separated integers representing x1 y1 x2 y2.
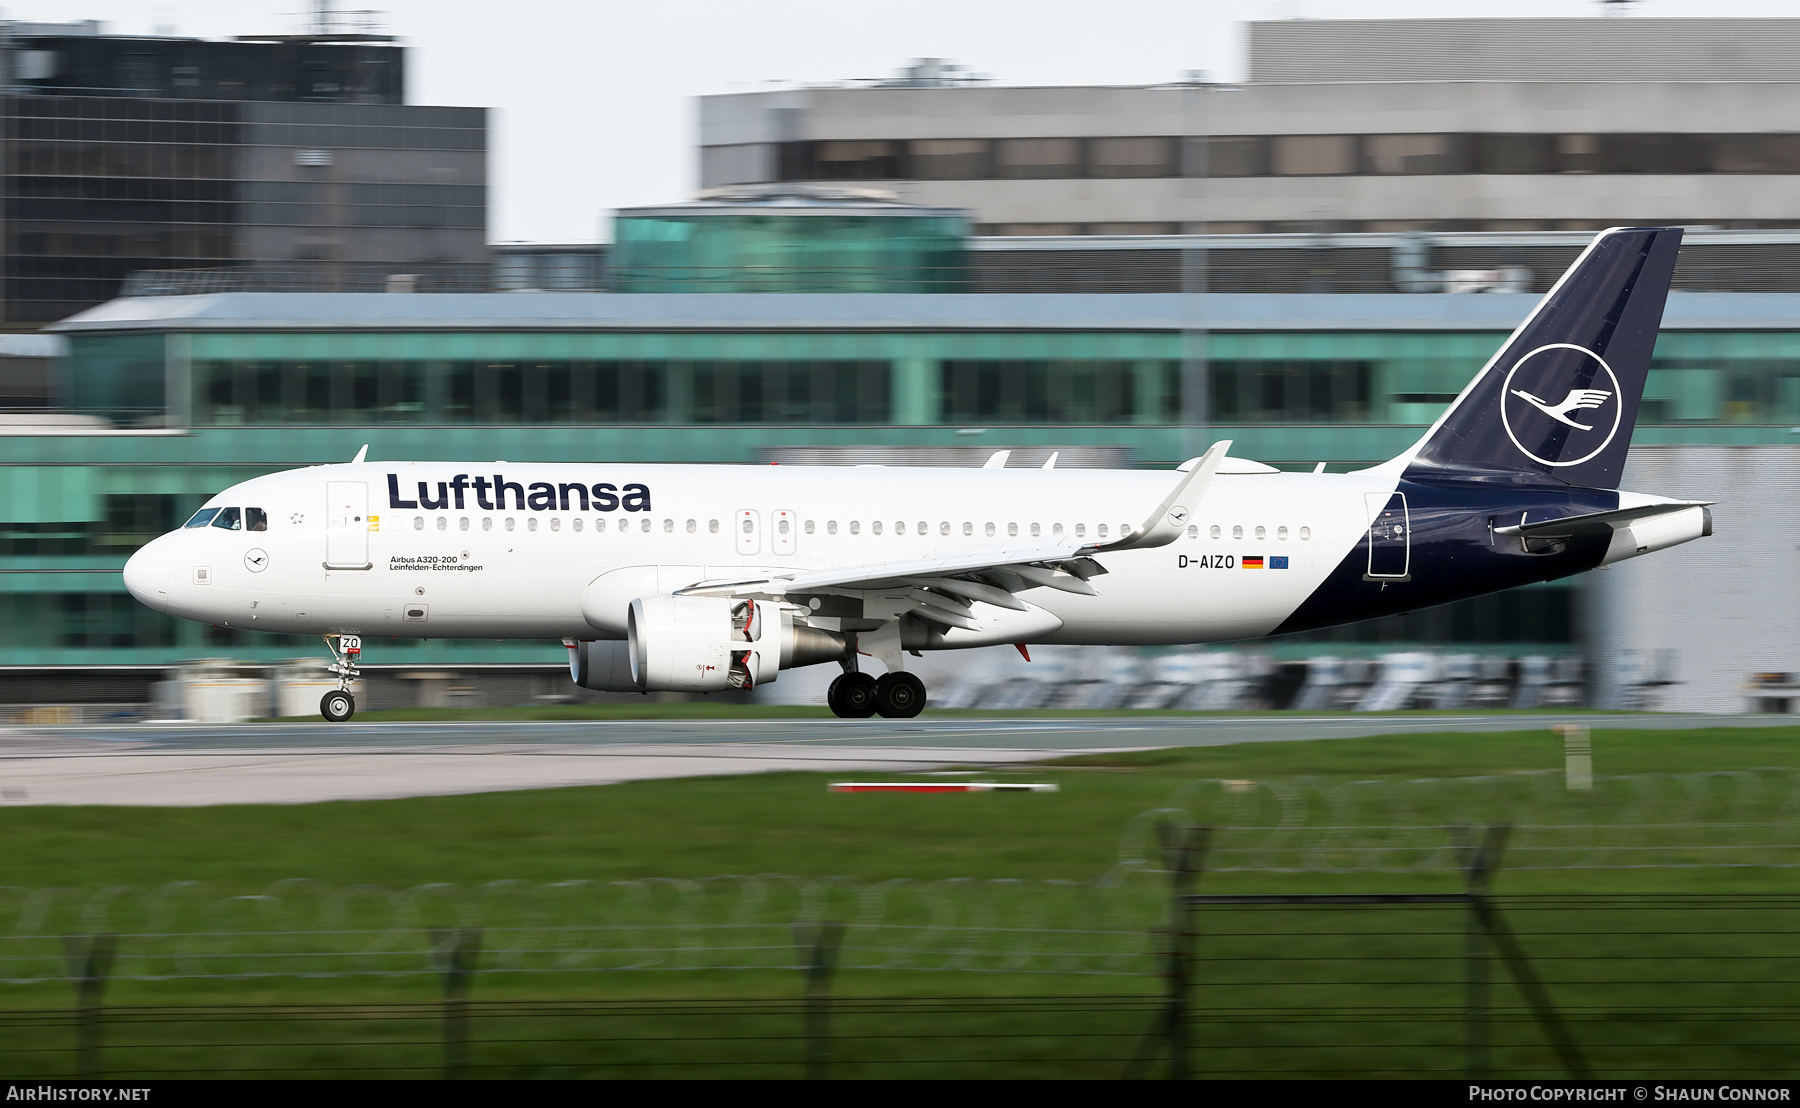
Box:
320 634 361 722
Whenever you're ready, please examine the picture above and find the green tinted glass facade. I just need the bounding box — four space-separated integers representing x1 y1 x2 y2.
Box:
612 214 968 292
31 291 1800 666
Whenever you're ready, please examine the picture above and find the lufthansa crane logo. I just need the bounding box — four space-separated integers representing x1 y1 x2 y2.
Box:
1499 343 1623 468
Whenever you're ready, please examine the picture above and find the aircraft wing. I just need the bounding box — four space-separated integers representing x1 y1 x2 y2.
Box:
675 441 1234 629
1492 501 1713 539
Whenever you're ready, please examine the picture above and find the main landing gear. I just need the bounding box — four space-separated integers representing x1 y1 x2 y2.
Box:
320 633 361 723
827 669 926 719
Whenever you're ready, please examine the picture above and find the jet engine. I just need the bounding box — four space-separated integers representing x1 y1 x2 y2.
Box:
570 596 847 693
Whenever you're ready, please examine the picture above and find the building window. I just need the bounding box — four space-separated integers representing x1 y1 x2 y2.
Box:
1364 133 1468 175
1089 136 1176 179
1189 136 1268 178
1475 134 1558 175
940 360 1137 424
814 140 902 179
995 137 1083 179
1270 135 1358 176
910 138 992 179
1209 361 1373 423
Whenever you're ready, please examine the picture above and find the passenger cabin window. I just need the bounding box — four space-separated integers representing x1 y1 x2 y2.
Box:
246 508 268 532
414 517 424 530
185 508 220 528
1210 524 1221 539
211 507 242 530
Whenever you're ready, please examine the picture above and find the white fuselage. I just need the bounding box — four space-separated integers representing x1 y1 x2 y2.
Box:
124 461 1395 647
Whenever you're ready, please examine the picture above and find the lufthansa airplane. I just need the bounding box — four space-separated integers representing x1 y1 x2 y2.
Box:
123 227 1710 721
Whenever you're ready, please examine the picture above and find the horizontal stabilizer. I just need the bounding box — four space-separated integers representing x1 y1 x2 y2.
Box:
1493 501 1712 539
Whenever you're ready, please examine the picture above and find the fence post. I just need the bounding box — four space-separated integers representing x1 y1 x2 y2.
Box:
431 927 482 1080
63 934 116 1079
1126 821 1210 1080
795 922 846 1080
1460 823 1506 1078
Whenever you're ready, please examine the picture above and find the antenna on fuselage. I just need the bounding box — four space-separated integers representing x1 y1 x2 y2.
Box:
1041 452 1059 470
351 444 369 464
982 450 1010 469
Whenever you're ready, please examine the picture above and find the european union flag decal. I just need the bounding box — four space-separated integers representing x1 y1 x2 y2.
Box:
1270 556 1289 569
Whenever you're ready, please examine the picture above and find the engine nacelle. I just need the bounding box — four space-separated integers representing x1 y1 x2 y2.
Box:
628 595 781 692
570 598 848 693
568 639 639 692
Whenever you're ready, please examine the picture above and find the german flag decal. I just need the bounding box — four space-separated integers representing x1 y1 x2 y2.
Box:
1243 555 1265 569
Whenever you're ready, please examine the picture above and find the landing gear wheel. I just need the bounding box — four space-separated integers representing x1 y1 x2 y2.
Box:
827 673 878 719
875 672 927 719
320 689 355 723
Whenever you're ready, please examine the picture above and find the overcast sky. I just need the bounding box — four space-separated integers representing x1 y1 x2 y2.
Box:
5 0 1797 242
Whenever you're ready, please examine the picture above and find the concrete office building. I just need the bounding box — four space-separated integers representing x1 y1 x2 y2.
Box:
0 19 486 324
699 18 1800 236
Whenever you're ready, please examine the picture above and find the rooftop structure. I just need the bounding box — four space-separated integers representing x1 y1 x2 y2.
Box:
611 184 968 293
699 18 1800 235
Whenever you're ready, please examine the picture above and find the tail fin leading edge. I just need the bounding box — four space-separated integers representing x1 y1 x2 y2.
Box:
1403 226 1683 489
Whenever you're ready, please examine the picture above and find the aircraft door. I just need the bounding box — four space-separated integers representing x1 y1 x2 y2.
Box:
735 509 760 555
1364 492 1410 580
771 509 796 555
326 481 372 569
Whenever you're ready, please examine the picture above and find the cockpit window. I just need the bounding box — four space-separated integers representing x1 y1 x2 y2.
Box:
246 507 268 532
211 507 242 531
184 508 220 528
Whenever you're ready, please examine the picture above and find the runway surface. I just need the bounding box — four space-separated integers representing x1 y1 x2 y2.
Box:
0 713 1787 807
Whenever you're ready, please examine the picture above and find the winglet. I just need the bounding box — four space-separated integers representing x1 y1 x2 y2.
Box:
1097 440 1231 552
982 450 1011 469
351 444 369 464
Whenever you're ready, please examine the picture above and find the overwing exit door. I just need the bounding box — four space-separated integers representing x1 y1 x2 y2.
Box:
1364 491 1410 580
326 481 371 569
735 509 761 555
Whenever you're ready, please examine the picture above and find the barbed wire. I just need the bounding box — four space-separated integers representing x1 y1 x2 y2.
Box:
1116 768 1800 874
4 770 1798 985
0 875 1170 985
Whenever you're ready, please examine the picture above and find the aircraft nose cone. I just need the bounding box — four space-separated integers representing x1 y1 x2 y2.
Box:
123 537 171 613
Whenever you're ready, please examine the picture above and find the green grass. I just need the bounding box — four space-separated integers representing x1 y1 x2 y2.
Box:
2 725 1797 1078
2 726 1795 892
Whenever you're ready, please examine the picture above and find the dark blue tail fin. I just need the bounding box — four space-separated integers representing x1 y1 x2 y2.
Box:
1403 226 1682 489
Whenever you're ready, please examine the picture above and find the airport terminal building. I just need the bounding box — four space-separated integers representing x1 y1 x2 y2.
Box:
4 16 1799 714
